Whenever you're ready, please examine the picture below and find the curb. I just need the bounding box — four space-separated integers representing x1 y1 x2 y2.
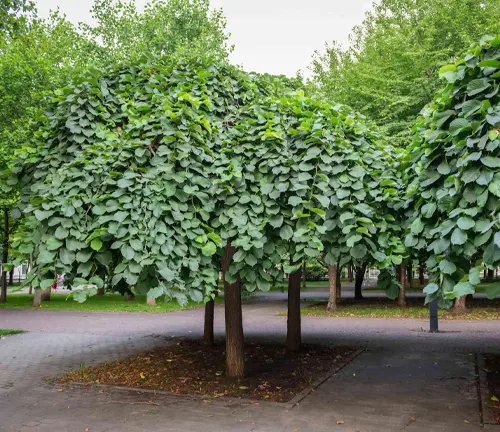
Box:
477 353 500 426
287 347 365 408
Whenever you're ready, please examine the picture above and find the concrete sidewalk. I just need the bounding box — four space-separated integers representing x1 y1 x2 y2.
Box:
1 301 499 431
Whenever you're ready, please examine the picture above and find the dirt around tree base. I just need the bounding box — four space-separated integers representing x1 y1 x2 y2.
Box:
56 340 355 402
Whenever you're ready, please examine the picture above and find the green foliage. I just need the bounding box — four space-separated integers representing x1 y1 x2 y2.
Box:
305 260 327 281
12 50 406 303
80 0 231 64
308 0 500 146
0 0 35 41
406 34 500 303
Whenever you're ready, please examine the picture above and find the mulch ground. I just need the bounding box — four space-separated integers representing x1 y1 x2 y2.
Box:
484 354 500 422
56 340 355 402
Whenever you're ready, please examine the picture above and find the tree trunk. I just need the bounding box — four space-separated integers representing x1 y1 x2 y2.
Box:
41 287 51 301
487 269 494 282
354 263 367 300
302 261 306 289
398 264 407 307
419 265 425 286
286 259 302 353
124 293 134 301
203 297 215 346
407 263 413 287
96 287 105 296
452 295 467 314
146 297 156 306
8 268 14 286
33 289 42 307
348 265 353 283
336 265 342 300
326 264 337 312
223 244 245 377
0 209 9 303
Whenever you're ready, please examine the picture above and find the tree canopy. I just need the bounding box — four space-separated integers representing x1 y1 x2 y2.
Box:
405 34 500 304
9 53 404 304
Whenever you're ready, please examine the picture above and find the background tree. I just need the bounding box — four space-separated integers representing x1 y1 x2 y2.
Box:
80 0 231 64
308 0 500 146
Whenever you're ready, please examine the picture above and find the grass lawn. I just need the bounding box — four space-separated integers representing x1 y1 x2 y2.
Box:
0 329 25 336
0 293 227 313
294 297 500 320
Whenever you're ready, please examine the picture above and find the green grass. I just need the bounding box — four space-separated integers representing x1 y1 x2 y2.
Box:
0 293 210 313
294 298 500 320
0 329 25 336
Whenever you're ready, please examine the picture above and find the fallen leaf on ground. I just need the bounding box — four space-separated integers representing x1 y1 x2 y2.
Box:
492 396 499 402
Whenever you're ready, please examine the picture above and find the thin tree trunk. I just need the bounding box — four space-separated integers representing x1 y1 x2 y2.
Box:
223 244 244 377
348 265 353 283
354 263 367 300
8 268 14 286
302 261 306 289
41 287 51 301
419 265 425 286
0 209 9 303
326 264 337 312
407 263 413 287
286 259 302 353
203 296 215 346
96 287 105 296
452 295 467 314
398 264 407 307
336 265 341 300
33 289 42 307
487 269 494 282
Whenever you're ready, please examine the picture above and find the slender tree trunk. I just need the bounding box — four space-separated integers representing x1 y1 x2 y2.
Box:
419 265 425 286
326 264 338 312
302 261 306 289
398 264 407 307
96 287 105 296
41 287 51 301
286 259 302 353
354 263 367 300
223 244 244 377
487 269 494 282
348 265 354 283
33 289 42 307
0 209 9 303
452 295 467 314
407 263 413 287
8 268 14 286
203 295 215 346
336 265 342 300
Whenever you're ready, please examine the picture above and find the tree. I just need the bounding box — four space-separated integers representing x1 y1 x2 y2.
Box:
79 0 231 64
405 34 500 306
308 0 500 146
0 0 36 41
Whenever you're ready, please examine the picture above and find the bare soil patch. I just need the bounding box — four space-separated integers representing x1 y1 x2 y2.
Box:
56 340 355 402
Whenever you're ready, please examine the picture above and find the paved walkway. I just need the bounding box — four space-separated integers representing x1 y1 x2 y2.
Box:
1 300 499 431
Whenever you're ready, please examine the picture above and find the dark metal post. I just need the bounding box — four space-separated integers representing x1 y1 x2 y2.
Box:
429 299 438 333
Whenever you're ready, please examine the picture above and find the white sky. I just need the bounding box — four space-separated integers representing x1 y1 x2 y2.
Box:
34 0 374 77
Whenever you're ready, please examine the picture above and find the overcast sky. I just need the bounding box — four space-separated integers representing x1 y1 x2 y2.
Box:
35 0 374 77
